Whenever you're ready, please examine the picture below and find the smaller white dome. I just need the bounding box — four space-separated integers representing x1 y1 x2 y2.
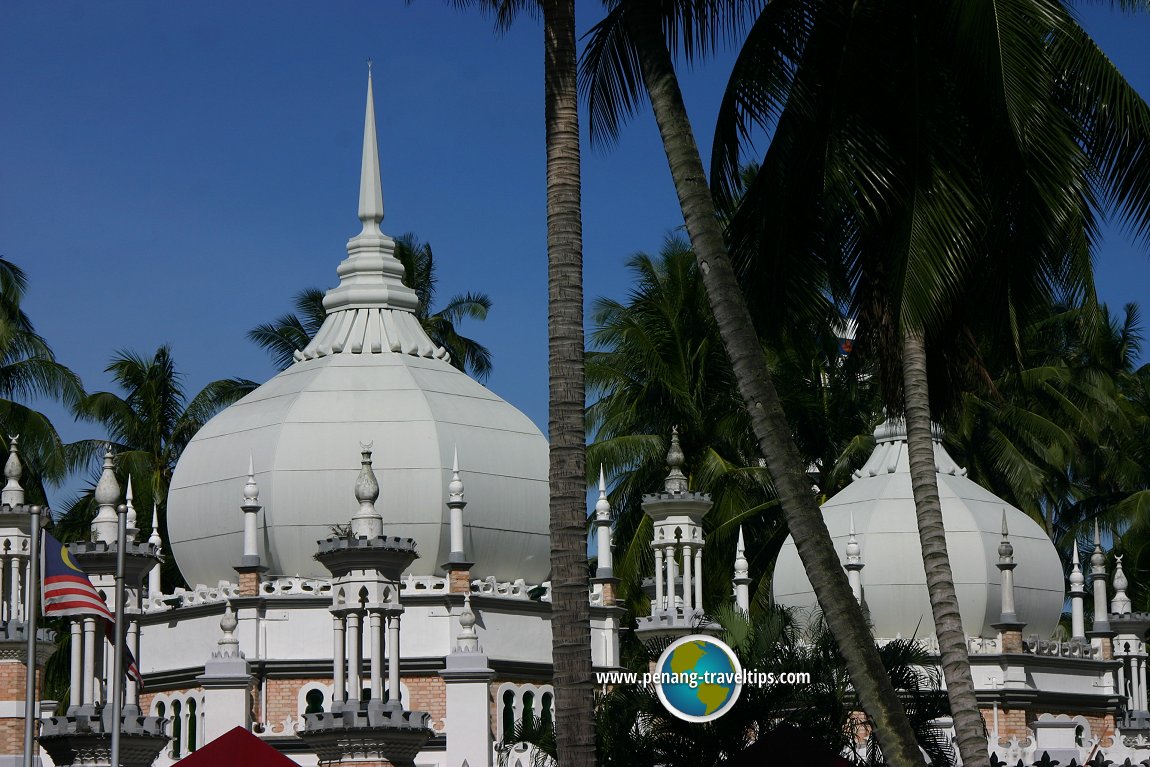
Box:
772 421 1065 639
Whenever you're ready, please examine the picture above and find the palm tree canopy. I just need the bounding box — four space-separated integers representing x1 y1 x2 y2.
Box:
55 345 256 589
0 257 86 500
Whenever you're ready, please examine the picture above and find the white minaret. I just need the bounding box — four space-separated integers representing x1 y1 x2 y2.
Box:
125 475 139 539
1069 544 1086 641
844 513 864 605
1 435 24 507
594 465 613 577
447 447 466 561
91 446 120 544
351 442 384 539
240 455 262 566
1091 521 1111 634
733 526 751 613
148 505 163 598
995 511 1020 626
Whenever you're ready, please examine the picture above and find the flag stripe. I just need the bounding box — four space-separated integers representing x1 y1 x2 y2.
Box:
41 531 144 690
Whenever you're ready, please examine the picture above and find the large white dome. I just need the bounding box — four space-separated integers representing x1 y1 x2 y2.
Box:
167 74 549 587
772 420 1065 639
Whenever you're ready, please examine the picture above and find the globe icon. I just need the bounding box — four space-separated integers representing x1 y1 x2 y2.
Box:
654 635 743 722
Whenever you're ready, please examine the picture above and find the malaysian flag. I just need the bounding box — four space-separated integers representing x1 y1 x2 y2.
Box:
41 531 143 686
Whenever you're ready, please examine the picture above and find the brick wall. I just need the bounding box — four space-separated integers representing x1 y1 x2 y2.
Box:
405 675 446 731
0 662 39 756
265 677 330 726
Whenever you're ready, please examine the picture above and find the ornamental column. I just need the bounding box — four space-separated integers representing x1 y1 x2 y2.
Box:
300 439 431 767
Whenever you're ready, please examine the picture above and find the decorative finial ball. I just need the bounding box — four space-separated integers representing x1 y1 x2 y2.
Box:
666 427 685 469
221 606 238 634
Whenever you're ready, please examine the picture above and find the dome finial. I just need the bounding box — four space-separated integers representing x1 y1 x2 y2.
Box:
2 435 24 507
92 444 121 543
243 454 259 505
358 65 384 232
1112 554 1131 614
595 465 610 521
998 509 1013 562
663 427 688 494
350 441 383 538
455 592 480 653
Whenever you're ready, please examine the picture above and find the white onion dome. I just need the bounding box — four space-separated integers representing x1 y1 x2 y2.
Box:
772 419 1065 639
167 73 548 586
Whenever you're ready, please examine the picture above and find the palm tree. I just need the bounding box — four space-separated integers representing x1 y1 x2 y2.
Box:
249 233 494 380
0 257 85 502
498 605 954 767
580 4 928 762
587 235 878 613
710 3 1150 760
55 346 255 589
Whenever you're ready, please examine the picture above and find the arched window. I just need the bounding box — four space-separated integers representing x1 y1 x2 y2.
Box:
156 701 165 720
187 699 198 753
170 700 183 758
521 691 535 725
502 690 515 737
305 689 325 714
540 692 553 732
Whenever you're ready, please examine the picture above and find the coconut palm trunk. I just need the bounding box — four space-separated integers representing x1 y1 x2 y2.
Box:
902 331 988 763
543 1 596 765
622 6 926 765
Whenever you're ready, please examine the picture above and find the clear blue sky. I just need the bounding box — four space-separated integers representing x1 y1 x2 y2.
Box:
2 2 1148 510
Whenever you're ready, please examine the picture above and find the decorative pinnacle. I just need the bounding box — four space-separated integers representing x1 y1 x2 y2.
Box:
734 526 749 577
350 441 383 538
125 475 138 533
998 510 1014 562
595 465 611 521
149 504 163 547
94 445 119 507
243 454 260 507
1091 521 1106 571
2 435 23 506
663 427 688 494
1113 554 1132 614
456 592 480 653
1069 544 1084 590
447 446 465 505
92 445 121 544
846 512 862 563
214 605 243 659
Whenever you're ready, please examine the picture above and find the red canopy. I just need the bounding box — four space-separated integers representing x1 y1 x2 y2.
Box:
174 727 300 767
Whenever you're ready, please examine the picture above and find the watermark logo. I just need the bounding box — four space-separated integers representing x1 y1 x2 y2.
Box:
653 635 743 722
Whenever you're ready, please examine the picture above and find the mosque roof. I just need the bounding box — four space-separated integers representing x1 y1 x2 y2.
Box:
166 73 548 586
772 419 1066 639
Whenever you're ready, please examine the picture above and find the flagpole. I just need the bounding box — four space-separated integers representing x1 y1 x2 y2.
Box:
22 505 41 767
110 502 127 766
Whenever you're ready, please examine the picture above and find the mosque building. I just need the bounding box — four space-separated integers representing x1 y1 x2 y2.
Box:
1 73 1149 767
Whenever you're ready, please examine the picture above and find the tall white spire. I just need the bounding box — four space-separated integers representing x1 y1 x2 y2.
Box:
733 526 750 613
447 446 468 561
240 455 262 566
594 465 613 577
148 504 163 598
358 65 385 233
295 66 443 364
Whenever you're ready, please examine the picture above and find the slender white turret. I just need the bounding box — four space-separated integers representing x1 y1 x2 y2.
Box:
148 505 163 598
1091 521 1111 633
594 465 613 577
1069 544 1086 640
447 447 467 561
240 455 262 566
995 511 1020 626
733 526 750 613
844 512 864 605
125 475 138 538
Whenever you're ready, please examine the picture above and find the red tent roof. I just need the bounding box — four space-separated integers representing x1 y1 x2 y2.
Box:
174 727 300 767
